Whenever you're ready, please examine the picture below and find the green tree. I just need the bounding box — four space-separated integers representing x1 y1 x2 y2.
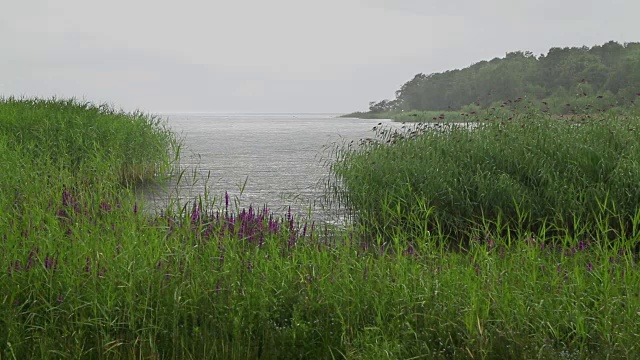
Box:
375 40 640 115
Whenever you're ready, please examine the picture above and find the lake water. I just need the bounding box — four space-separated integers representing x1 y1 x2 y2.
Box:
143 113 395 223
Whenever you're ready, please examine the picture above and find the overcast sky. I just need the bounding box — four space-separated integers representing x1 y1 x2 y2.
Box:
1 0 638 113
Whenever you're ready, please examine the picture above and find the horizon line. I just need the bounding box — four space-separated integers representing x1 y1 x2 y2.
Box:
153 111 352 115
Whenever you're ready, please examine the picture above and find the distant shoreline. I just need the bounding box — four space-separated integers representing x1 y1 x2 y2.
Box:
340 110 481 122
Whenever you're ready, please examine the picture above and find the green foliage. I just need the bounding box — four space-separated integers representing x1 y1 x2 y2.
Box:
3 98 640 358
331 108 640 244
0 97 178 185
359 41 640 116
368 99 399 113
342 110 481 123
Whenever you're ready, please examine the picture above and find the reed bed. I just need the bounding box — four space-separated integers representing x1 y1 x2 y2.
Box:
331 106 640 246
0 97 177 185
2 98 640 359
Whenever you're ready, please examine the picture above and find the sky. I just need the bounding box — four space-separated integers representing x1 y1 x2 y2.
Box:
1 0 639 113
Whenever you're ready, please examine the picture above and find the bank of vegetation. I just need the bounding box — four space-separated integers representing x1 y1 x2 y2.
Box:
345 40 640 120
2 97 640 359
328 105 640 358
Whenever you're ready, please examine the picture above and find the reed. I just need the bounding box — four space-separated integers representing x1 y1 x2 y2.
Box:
331 105 640 246
2 98 640 358
0 97 178 185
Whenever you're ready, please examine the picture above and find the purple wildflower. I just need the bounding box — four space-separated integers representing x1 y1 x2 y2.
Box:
62 189 73 207
57 209 68 219
288 234 296 249
486 236 495 251
9 260 22 274
26 248 37 270
44 256 57 271
84 257 91 274
100 201 112 212
191 201 200 225
227 214 235 233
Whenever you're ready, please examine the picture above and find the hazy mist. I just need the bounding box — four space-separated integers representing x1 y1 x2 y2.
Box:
1 0 638 113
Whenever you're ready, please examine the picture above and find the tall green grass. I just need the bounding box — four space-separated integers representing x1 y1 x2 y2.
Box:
331 107 640 245
0 97 178 185
2 98 640 359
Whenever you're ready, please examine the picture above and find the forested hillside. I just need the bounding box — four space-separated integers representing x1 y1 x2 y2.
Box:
368 41 640 115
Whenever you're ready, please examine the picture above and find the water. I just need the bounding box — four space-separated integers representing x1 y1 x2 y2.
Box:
144 113 395 223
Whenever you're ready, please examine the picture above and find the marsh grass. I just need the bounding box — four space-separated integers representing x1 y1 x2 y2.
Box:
331 106 640 246
0 97 178 185
2 98 640 359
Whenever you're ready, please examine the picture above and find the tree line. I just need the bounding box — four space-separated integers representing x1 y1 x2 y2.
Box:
369 41 640 114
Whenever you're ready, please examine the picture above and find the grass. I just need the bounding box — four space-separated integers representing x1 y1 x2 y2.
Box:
2 97 640 358
0 97 178 185
331 105 640 245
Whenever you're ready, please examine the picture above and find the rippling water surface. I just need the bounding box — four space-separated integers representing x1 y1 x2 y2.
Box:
144 113 395 222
